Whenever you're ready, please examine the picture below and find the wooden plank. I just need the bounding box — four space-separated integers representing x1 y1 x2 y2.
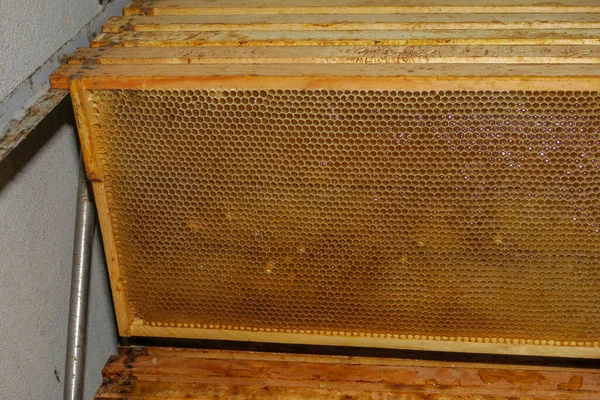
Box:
103 13 600 33
95 346 600 399
52 62 600 81
92 180 136 336
68 79 102 182
130 325 600 359
139 346 600 371
67 45 600 66
49 65 73 89
91 30 600 48
0 89 68 162
69 79 135 336
51 63 600 90
123 0 600 16
140 346 600 370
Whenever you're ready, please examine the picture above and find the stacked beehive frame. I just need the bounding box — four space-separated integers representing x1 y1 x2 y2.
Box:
52 0 600 358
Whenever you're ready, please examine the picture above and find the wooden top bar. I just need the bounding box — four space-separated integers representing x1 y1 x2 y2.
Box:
50 0 600 89
102 13 600 33
123 0 600 15
50 63 600 91
91 29 600 48
66 45 600 66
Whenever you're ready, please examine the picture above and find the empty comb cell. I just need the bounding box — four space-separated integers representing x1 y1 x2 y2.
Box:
51 0 600 358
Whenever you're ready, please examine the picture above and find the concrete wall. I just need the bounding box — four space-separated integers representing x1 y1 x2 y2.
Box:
0 0 101 100
0 0 119 399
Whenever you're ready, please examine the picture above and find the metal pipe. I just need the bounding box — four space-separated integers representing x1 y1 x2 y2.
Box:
64 161 96 400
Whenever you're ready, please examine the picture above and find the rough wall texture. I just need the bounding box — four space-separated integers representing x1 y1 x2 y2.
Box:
0 99 118 399
1 0 121 397
0 0 100 100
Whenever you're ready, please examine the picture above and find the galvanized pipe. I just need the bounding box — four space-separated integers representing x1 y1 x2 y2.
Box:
64 161 96 400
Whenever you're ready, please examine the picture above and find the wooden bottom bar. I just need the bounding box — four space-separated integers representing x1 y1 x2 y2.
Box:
95 346 600 399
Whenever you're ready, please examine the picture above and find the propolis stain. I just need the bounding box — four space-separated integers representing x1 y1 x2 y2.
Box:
558 376 583 391
478 369 549 387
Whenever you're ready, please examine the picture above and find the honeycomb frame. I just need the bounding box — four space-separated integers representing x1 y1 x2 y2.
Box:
70 74 600 359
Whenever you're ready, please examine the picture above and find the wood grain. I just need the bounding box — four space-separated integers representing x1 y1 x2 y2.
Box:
50 63 600 91
68 79 101 182
91 29 600 48
94 346 600 399
129 325 600 359
69 79 135 335
123 0 600 16
66 45 600 66
102 14 600 33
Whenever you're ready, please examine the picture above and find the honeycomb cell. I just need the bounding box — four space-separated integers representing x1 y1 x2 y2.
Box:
90 89 600 344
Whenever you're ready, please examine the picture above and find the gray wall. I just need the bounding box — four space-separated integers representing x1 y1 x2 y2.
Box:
0 0 119 399
0 0 100 100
